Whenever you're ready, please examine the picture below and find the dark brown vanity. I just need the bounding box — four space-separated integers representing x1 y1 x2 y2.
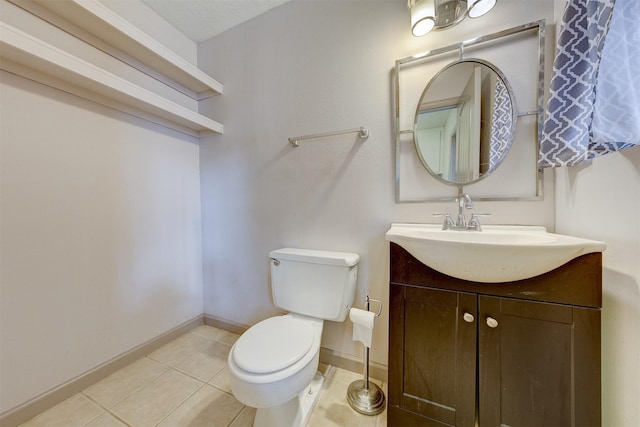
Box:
388 242 602 426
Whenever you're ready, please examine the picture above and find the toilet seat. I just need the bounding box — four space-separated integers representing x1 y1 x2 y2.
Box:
232 316 314 374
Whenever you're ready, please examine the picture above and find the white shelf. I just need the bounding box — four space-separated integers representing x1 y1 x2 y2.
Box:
12 0 223 100
0 21 223 137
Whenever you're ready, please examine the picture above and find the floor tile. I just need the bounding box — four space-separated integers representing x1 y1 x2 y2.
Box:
216 330 240 346
147 333 211 366
18 326 387 427
157 384 244 427
189 325 227 341
208 366 232 393
84 412 128 427
328 366 384 388
175 340 230 382
307 376 381 427
19 394 103 427
110 369 203 427
83 357 168 408
228 406 256 427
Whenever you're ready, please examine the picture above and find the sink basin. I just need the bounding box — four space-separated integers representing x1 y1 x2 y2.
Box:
385 223 606 283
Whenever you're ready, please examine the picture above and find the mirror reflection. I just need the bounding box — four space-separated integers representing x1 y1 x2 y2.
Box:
414 59 516 185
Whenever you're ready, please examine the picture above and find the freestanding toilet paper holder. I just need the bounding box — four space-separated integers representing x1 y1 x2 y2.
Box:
347 295 386 415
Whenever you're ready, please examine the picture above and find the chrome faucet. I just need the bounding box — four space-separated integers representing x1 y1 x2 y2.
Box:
434 193 489 231
456 193 473 228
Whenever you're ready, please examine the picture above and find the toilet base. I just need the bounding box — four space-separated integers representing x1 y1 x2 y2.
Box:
253 371 325 427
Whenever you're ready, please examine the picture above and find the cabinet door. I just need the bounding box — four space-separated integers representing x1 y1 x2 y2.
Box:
479 296 601 427
389 285 477 426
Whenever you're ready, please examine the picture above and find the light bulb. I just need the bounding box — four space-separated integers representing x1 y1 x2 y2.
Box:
468 0 497 18
411 0 436 36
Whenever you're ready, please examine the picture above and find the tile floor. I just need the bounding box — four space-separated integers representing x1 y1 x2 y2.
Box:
19 325 387 427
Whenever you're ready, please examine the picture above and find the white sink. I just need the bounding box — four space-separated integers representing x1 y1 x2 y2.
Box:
385 223 606 283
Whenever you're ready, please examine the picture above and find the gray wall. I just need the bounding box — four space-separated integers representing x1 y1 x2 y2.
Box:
198 0 555 370
0 0 204 414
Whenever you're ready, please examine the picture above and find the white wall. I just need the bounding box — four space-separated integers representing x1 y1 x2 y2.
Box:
549 1 640 422
0 2 204 414
198 0 555 370
554 150 640 425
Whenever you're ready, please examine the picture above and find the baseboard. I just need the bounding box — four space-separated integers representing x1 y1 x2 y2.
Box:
0 315 203 427
203 313 249 335
319 347 388 383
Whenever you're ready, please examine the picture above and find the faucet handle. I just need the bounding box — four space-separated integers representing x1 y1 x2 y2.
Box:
468 213 491 231
433 213 455 230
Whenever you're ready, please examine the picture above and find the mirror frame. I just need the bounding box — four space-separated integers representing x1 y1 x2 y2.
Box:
414 58 518 186
394 20 545 203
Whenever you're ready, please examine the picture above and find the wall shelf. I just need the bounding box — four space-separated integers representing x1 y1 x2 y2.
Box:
9 0 223 100
0 22 223 137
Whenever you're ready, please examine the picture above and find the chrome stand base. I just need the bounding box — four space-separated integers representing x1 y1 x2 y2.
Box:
346 379 386 416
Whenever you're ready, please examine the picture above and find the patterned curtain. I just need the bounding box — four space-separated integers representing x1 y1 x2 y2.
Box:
539 0 640 168
489 78 511 169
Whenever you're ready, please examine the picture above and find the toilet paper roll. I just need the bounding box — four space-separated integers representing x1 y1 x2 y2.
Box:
349 308 375 348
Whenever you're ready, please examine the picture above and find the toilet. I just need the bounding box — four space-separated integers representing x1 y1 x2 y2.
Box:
227 248 359 427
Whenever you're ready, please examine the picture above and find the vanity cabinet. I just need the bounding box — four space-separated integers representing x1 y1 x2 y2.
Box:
388 243 602 427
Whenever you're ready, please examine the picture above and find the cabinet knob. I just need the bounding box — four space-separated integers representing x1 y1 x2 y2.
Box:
463 312 475 323
486 317 499 328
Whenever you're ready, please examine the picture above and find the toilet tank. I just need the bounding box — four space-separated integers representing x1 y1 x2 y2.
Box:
269 248 359 322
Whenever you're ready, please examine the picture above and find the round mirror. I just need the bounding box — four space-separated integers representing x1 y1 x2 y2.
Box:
414 59 517 185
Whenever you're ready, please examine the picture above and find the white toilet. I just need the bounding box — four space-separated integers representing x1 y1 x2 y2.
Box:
227 248 359 427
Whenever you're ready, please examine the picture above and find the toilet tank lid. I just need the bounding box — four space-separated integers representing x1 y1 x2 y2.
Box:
270 248 359 267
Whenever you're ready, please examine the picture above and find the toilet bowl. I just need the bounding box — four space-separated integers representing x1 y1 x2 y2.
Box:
227 248 359 427
228 314 323 426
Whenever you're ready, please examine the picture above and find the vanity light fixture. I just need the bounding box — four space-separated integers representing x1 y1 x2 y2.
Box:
468 0 497 18
407 0 497 36
410 0 436 37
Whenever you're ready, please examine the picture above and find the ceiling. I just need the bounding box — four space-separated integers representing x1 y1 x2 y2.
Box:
141 0 293 43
